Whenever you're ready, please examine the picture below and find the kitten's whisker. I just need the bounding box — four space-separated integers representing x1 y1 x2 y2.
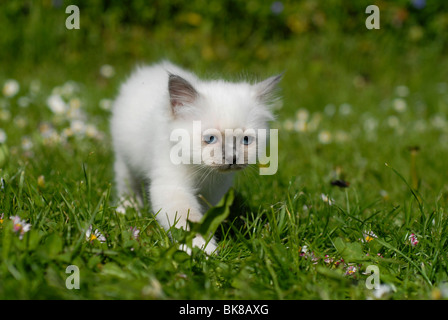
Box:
190 164 214 187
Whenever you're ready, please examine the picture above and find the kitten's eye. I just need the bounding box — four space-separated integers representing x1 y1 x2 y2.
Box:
242 136 254 145
204 134 218 144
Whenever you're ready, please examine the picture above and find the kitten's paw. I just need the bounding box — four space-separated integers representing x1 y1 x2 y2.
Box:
116 205 127 214
179 235 218 255
116 198 137 214
194 235 218 255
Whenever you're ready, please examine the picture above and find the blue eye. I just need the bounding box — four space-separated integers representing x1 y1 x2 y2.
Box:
242 136 254 145
204 135 217 144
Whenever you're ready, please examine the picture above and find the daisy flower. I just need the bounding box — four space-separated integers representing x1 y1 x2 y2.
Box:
47 94 68 114
393 98 407 113
379 189 389 200
321 193 334 206
100 64 115 78
318 130 332 144
395 85 409 97
345 264 357 276
85 225 106 243
408 233 419 247
61 81 79 98
21 137 33 151
294 120 307 132
70 119 86 135
362 230 378 243
10 215 31 239
334 258 344 266
324 255 334 265
296 108 309 122
85 124 101 139
130 226 140 240
310 252 319 264
2 79 20 98
299 245 319 264
283 119 294 131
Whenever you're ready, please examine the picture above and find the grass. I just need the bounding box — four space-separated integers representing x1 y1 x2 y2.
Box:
1 2 448 300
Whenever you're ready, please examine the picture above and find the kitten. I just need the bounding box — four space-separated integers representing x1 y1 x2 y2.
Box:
111 60 281 254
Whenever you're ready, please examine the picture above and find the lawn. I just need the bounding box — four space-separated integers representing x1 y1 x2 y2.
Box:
1 0 448 300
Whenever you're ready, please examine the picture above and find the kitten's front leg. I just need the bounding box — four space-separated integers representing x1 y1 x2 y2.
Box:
150 181 217 254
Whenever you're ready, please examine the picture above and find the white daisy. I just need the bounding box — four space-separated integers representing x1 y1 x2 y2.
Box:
321 193 334 206
47 94 68 114
85 225 106 243
100 64 115 78
70 119 86 135
2 79 20 98
10 215 32 240
362 230 378 243
393 98 407 113
296 108 309 121
318 130 332 144
21 137 33 151
395 85 409 97
130 226 140 240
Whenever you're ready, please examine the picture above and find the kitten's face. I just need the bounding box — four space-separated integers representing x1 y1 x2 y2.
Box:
198 127 259 172
169 73 281 173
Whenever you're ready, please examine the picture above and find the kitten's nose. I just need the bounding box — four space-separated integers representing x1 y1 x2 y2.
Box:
224 154 237 165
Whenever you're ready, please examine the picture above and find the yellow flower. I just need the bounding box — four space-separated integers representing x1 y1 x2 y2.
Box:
37 175 45 189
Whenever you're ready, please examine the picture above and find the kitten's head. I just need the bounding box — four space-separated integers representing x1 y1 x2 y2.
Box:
168 72 282 172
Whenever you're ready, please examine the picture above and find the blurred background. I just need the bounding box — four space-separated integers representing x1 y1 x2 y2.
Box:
2 0 447 82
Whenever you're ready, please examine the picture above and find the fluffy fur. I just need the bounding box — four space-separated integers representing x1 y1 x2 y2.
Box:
111 60 281 254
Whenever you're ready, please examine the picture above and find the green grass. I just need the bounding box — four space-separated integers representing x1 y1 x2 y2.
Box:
1 1 448 300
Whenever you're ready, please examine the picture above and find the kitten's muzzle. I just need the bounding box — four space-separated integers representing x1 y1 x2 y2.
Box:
215 163 247 172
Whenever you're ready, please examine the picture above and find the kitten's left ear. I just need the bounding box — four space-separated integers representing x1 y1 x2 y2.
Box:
254 73 284 104
168 73 199 113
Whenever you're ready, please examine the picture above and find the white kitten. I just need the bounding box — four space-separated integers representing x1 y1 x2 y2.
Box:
111 60 281 254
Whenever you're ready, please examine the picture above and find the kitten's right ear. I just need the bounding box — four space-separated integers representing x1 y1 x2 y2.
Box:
168 74 198 113
254 73 284 105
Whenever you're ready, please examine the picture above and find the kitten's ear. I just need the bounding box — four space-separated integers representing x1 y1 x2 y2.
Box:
254 73 283 104
168 74 198 112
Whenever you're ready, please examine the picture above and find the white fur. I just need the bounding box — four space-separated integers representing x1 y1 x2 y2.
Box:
110 60 280 254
